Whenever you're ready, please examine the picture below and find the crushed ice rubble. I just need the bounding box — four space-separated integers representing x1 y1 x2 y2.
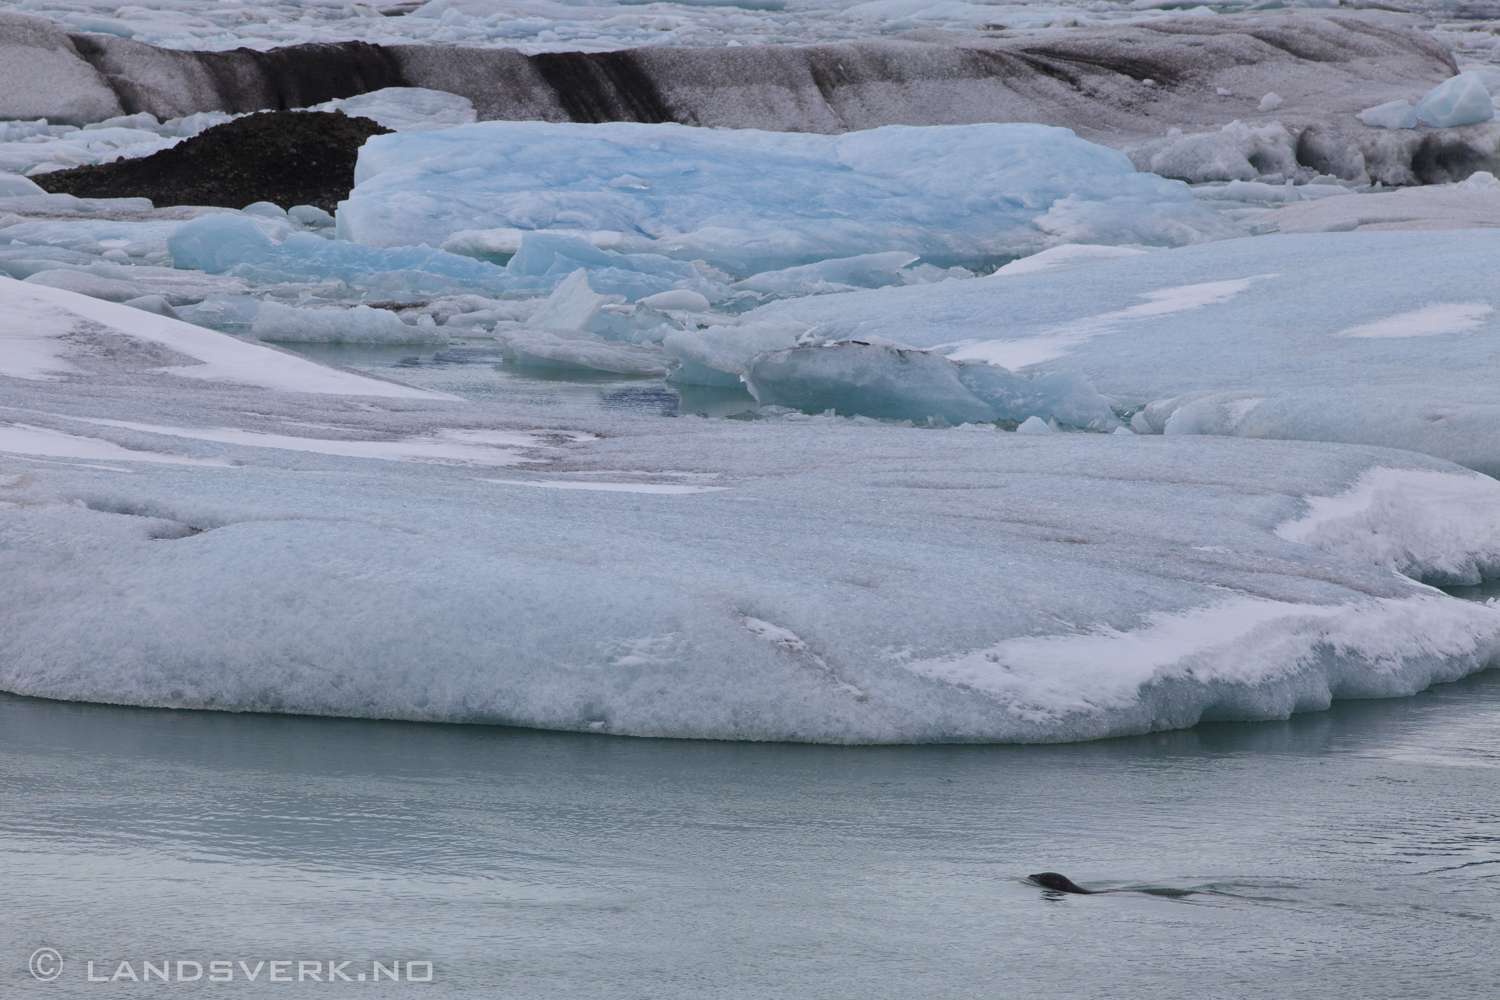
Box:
4 109 1500 744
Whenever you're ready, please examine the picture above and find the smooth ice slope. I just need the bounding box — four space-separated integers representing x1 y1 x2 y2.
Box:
748 230 1500 475
2 277 1499 744
336 121 1241 273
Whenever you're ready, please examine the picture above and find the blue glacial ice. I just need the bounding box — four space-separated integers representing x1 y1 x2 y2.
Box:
1414 72 1495 128
2 277 1498 743
747 229 1500 475
164 214 724 305
336 121 1243 274
742 342 1000 425
1358 99 1419 130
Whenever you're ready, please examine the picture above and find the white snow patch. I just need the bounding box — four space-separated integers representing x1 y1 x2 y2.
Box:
0 422 230 466
1275 467 1500 586
72 418 539 466
948 274 1273 367
903 593 1500 724
2 278 457 399
1337 303 1494 339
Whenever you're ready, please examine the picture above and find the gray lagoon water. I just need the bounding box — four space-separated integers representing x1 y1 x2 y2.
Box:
3 668 1498 999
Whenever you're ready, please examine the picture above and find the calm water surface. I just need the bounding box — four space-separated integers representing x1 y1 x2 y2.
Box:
2 667 1498 998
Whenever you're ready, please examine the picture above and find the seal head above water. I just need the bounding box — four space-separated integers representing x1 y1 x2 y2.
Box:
1029 872 1096 894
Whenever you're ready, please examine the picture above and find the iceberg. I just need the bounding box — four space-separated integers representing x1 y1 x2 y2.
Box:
742 343 999 424
664 323 805 387
747 230 1500 475
495 325 672 376
1358 99 1418 130
251 299 445 345
308 87 478 132
1414 73 1495 128
167 212 518 298
2 276 1498 744
336 121 1242 274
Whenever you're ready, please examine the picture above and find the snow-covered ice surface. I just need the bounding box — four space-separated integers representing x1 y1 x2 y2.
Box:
337 121 1240 271
2 277 1498 743
749 229 1500 477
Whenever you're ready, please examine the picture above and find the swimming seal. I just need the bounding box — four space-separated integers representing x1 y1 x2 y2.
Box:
1029 872 1096 894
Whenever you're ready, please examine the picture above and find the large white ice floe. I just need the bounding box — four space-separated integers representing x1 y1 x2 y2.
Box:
2 276 1498 744
0 277 452 397
748 229 1500 476
335 121 1243 273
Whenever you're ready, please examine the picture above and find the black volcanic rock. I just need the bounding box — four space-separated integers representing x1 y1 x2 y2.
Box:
34 110 392 213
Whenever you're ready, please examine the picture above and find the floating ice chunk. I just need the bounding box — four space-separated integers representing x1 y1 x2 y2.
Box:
308 87 477 132
957 364 1115 430
167 111 237 138
168 214 292 272
639 289 710 312
993 244 1149 277
122 294 178 319
23 267 144 302
339 121 1240 272
526 269 622 332
1458 170 1500 190
0 193 153 215
1127 120 1298 184
0 174 44 196
288 205 335 228
176 295 258 331
1258 92 1283 112
497 325 670 375
1358 99 1418 130
663 322 805 387
505 231 703 301
732 252 920 297
1015 415 1054 433
1191 180 1300 203
252 299 445 345
742 343 998 424
1415 73 1495 128
167 213 514 296
2 276 451 398
242 201 288 219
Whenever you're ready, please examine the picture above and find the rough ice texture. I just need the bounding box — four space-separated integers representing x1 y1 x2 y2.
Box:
2 277 1498 743
8 10 1499 188
336 120 1240 273
749 229 1500 476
